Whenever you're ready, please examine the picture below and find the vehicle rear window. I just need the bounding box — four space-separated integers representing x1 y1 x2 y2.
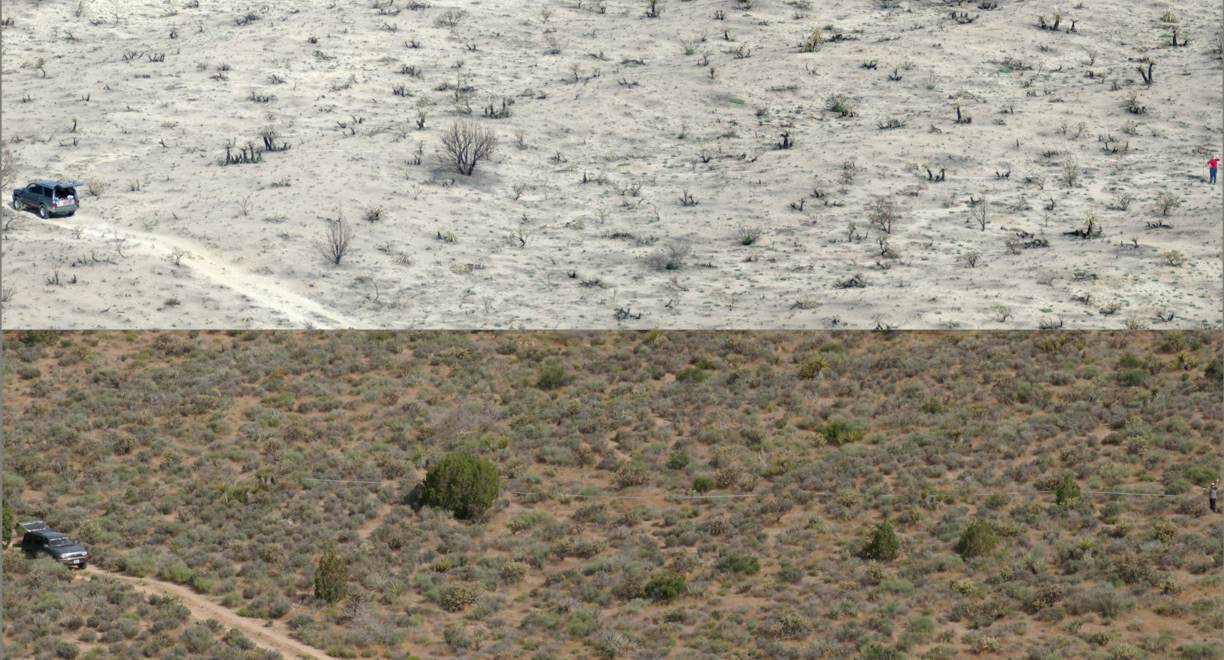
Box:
53 187 76 198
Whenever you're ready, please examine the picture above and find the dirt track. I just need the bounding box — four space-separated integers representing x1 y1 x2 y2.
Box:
81 565 329 659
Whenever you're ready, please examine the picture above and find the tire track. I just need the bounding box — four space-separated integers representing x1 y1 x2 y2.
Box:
42 215 357 329
81 565 329 659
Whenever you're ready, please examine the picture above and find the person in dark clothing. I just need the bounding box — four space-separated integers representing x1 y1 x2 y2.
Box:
1211 481 1218 513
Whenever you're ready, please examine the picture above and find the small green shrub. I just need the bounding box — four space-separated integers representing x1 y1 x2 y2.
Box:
861 521 899 561
667 450 690 470
314 546 348 603
692 475 715 493
956 519 998 559
717 553 760 575
798 356 827 380
644 571 687 602
421 452 500 519
1054 475 1081 506
675 366 709 382
536 364 570 390
821 419 864 446
1116 369 1148 387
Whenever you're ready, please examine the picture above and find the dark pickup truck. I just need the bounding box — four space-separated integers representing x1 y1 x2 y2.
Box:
19 520 89 568
11 180 81 219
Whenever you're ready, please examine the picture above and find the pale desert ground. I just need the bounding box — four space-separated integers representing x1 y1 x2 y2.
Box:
1 0 1220 329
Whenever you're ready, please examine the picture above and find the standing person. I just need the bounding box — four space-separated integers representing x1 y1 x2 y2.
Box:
1211 481 1218 513
1209 155 1220 184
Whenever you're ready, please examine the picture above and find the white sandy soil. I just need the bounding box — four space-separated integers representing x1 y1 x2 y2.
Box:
1 0 1220 329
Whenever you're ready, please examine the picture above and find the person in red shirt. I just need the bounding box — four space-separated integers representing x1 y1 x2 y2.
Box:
1209 155 1220 184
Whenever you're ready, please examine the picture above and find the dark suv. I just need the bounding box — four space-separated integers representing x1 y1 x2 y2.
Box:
11 180 81 219
19 520 89 568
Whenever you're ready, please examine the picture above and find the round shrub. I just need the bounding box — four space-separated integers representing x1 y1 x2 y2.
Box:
692 475 715 493
861 521 899 562
422 452 500 519
644 571 687 603
956 519 998 559
438 582 481 612
536 364 570 390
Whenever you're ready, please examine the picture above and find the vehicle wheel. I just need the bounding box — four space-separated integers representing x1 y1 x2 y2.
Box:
38 205 48 219
65 211 76 217
11 199 21 210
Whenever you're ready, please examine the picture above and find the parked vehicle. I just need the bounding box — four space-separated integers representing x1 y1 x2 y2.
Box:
18 520 89 568
11 180 82 219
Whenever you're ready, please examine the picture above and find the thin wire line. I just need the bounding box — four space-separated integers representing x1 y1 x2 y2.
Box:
303 478 1190 500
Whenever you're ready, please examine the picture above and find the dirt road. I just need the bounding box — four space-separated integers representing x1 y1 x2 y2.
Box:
43 215 357 329
81 565 329 659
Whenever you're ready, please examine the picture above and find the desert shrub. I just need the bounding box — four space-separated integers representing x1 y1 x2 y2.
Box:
861 521 899 561
421 452 500 519
861 644 903 660
692 475 715 493
439 121 496 176
956 520 998 559
314 546 348 603
1116 369 1148 387
644 571 687 602
536 364 570 390
675 366 709 382
1054 475 1081 506
1179 643 1224 660
717 553 760 575
667 450 690 470
438 582 481 612
1065 585 1133 619
615 462 650 488
798 356 828 380
821 419 864 446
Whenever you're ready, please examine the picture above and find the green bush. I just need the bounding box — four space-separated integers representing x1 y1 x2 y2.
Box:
956 519 998 559
717 553 760 575
314 547 348 603
666 449 690 470
1116 369 1148 387
536 364 570 390
1054 475 1081 506
861 521 899 561
421 452 500 519
438 582 481 612
798 356 827 380
692 475 715 493
644 571 687 602
821 419 864 446
675 366 709 382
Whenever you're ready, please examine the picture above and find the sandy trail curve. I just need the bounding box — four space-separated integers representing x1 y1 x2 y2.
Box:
43 215 358 329
81 565 329 660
